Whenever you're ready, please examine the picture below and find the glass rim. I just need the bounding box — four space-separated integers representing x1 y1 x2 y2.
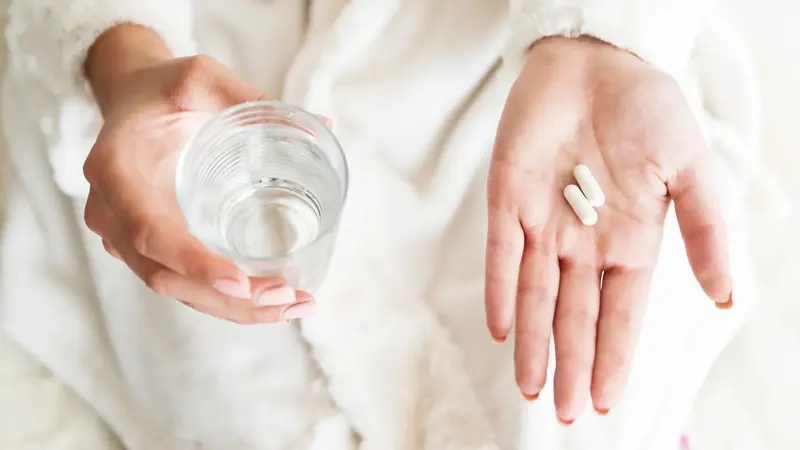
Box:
175 100 349 264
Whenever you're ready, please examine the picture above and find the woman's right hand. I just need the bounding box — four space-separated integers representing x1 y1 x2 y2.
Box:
83 25 315 324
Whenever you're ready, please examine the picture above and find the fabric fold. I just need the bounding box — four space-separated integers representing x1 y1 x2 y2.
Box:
503 0 708 78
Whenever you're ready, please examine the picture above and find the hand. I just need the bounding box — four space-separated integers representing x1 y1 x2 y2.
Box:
485 37 732 422
83 25 315 324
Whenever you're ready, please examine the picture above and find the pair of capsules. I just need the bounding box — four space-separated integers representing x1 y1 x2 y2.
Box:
563 164 605 226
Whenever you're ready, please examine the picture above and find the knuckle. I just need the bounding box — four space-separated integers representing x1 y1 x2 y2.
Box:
102 240 121 259
486 236 517 256
522 227 553 251
130 221 154 256
84 139 122 189
82 156 98 186
230 309 258 325
215 293 241 310
182 54 216 74
82 144 107 187
180 301 201 313
168 55 216 104
556 309 598 331
516 284 552 303
144 269 172 297
83 206 102 235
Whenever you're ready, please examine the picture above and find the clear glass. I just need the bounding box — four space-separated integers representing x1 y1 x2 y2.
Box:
176 101 348 292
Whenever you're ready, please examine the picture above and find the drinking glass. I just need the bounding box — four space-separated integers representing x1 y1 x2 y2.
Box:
176 101 348 292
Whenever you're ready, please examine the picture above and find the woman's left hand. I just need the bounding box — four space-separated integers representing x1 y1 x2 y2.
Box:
485 37 733 423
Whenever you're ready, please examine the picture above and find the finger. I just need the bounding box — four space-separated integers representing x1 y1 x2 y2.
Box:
84 189 124 261
171 55 272 110
186 293 315 324
668 154 732 306
97 210 262 309
485 201 524 341
98 183 250 298
514 229 559 400
163 273 295 309
84 189 252 299
203 56 273 106
83 189 110 238
102 240 122 259
592 267 652 413
110 234 293 310
553 260 600 424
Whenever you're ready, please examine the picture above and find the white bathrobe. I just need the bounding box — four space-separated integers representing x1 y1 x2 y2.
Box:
0 0 767 449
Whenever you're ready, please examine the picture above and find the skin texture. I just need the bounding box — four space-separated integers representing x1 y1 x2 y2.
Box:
485 37 733 422
83 25 315 324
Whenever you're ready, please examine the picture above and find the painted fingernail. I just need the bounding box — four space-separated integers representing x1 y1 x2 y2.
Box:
595 407 610 416
558 417 574 426
491 335 507 344
716 292 733 310
316 114 333 129
213 278 250 299
282 301 316 320
255 284 295 306
522 392 539 401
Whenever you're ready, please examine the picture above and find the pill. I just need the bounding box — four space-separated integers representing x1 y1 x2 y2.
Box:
573 164 605 207
564 184 598 226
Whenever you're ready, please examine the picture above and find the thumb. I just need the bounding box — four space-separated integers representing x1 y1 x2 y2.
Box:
668 153 733 307
188 55 272 108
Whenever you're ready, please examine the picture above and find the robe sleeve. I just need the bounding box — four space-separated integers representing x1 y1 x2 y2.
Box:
503 0 709 76
4 0 197 196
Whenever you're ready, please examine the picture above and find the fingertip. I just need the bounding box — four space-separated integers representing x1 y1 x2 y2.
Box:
557 416 574 426
489 328 508 344
594 407 610 416
715 292 733 310
487 322 512 344
521 391 539 401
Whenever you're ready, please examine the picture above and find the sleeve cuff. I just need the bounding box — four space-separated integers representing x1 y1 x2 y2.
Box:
503 1 705 78
6 0 197 102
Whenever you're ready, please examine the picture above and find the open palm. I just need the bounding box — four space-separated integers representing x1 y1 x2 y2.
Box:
485 37 733 423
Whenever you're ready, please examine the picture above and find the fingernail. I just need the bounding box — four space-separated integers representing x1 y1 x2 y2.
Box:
491 335 507 344
522 392 539 401
716 292 733 310
558 417 574 426
282 301 315 320
595 407 610 416
255 284 295 306
316 114 332 129
213 278 250 299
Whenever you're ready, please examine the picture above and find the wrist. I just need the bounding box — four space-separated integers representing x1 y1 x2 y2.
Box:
527 36 645 73
85 24 173 114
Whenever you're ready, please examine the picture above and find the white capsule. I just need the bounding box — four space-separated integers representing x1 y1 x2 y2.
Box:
564 184 598 226
573 164 605 207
